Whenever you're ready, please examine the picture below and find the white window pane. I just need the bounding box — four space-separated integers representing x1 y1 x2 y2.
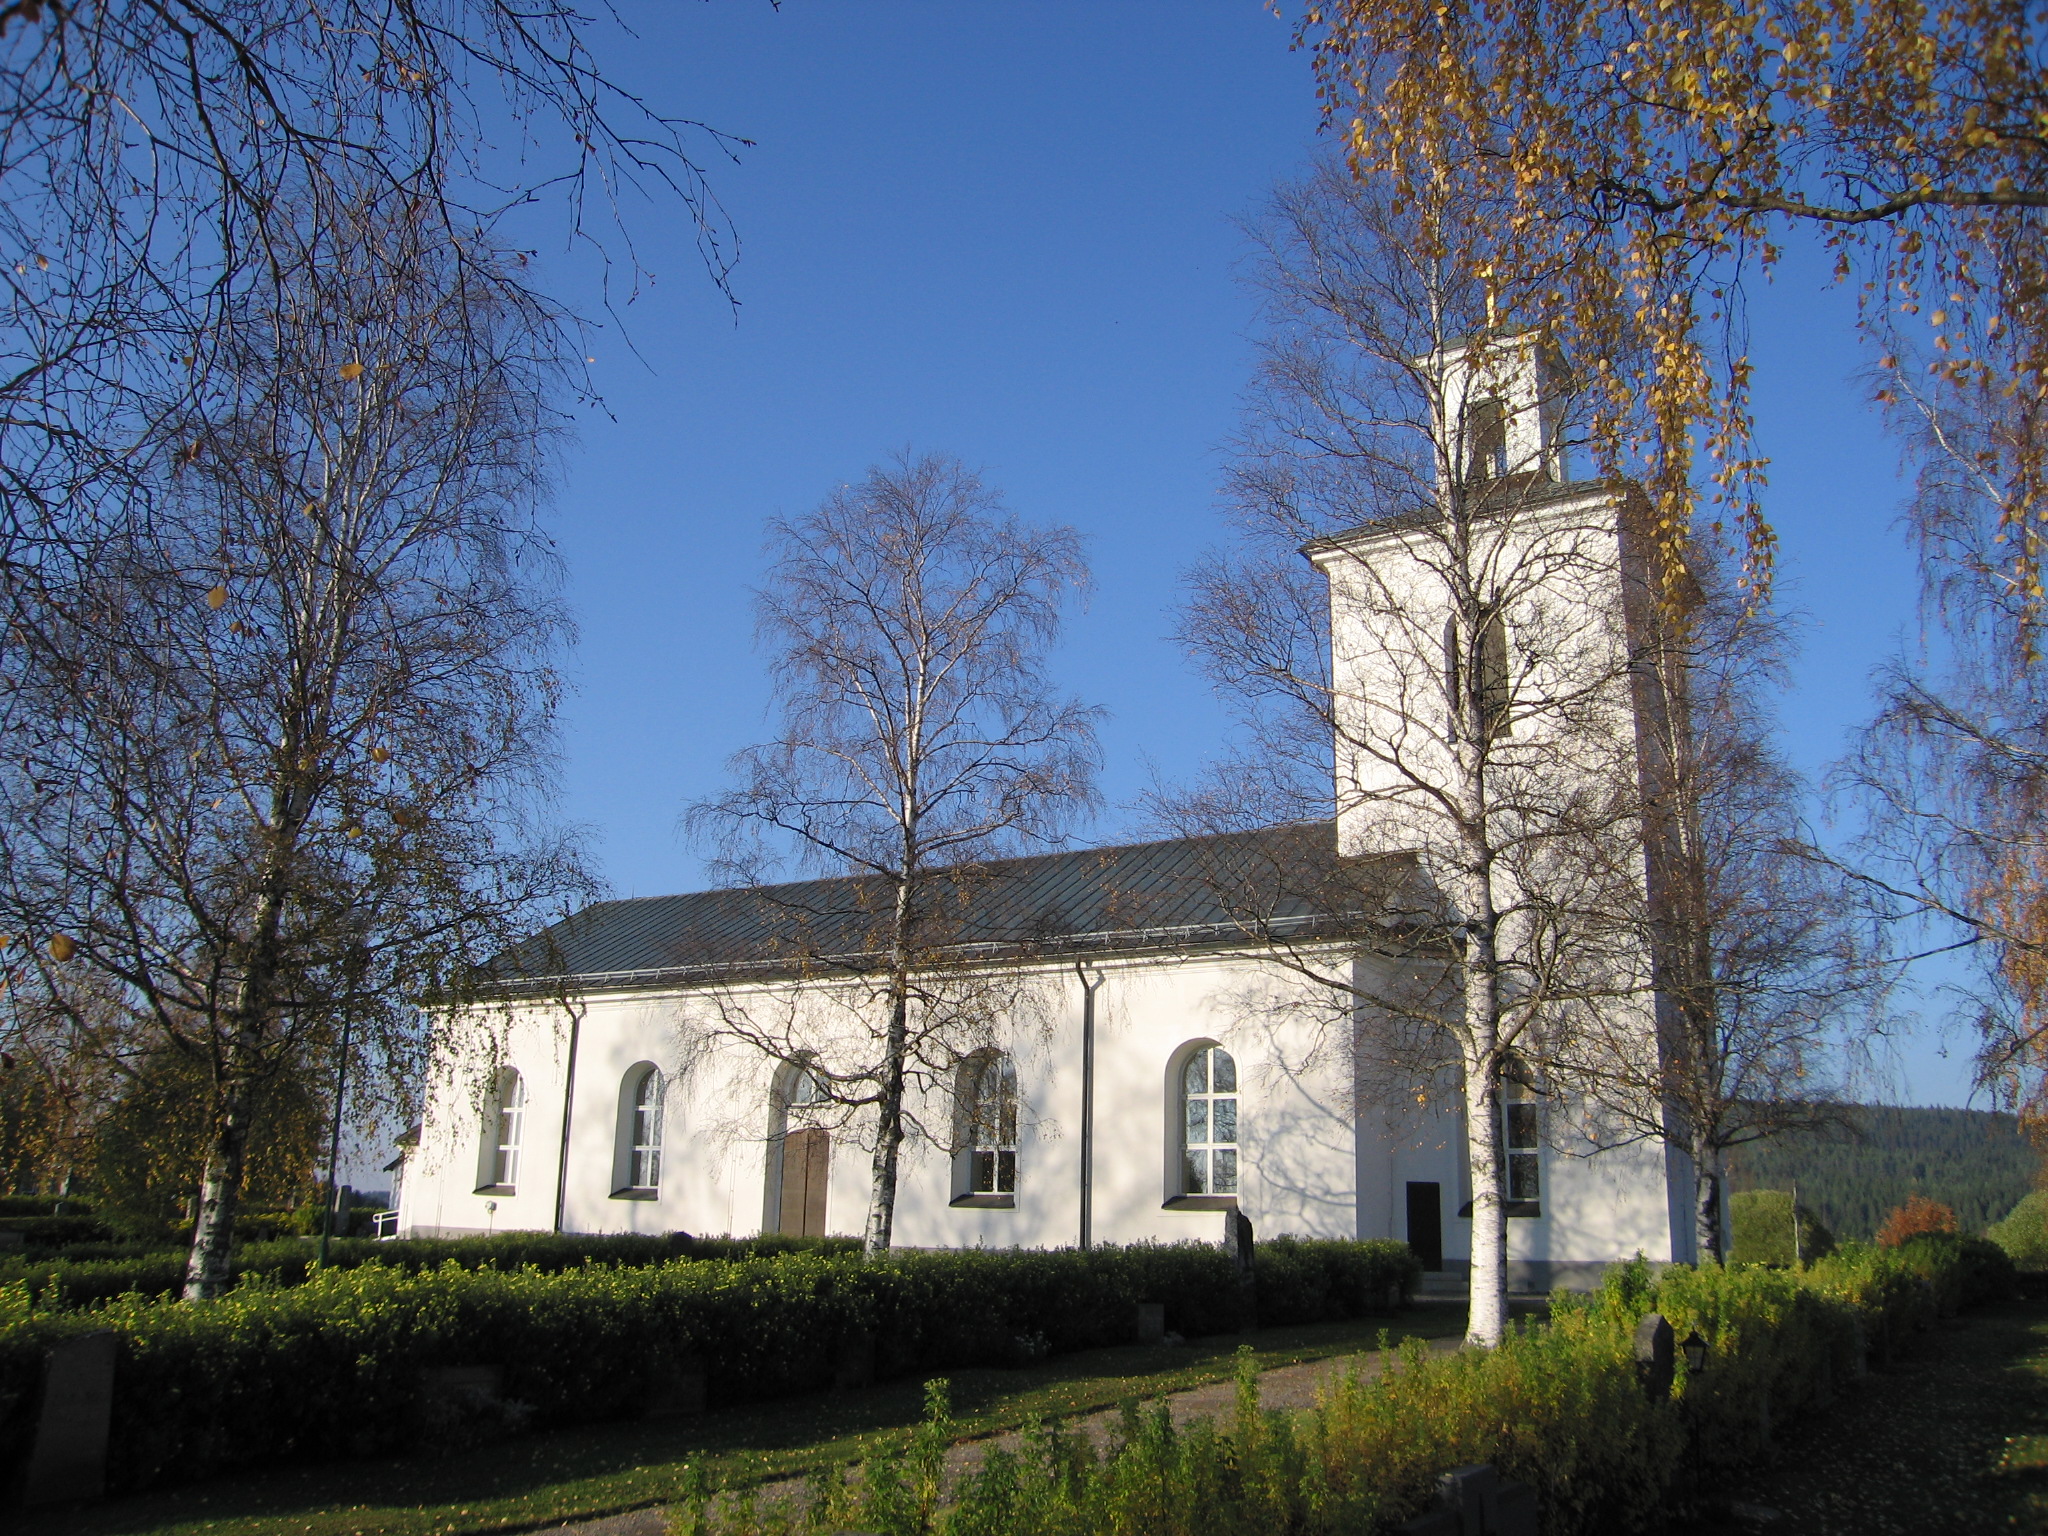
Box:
1213 1149 1238 1194
1213 1098 1237 1146
1183 1052 1208 1095
1186 1098 1208 1145
1509 1151 1540 1202
1211 1050 1237 1093
1506 1101 1539 1150
1185 1150 1208 1194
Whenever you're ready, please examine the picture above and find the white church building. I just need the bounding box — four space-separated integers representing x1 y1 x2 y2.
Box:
392 336 1703 1290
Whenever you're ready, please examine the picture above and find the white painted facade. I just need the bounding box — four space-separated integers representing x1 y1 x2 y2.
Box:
397 938 1688 1285
395 336 1698 1288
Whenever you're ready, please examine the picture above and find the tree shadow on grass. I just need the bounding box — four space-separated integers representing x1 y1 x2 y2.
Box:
16 1307 1474 1536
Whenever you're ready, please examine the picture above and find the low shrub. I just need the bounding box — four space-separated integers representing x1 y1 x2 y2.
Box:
1986 1190 2048 1271
1728 1189 1834 1265
1875 1194 1959 1248
681 1241 1993 1536
0 1236 1417 1497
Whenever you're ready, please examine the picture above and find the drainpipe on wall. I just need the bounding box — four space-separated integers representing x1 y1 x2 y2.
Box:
1075 961 1102 1250
553 1001 585 1235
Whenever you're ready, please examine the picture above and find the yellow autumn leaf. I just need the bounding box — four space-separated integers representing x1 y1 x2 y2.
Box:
370 745 391 763
205 586 228 610
46 933 74 962
339 361 364 380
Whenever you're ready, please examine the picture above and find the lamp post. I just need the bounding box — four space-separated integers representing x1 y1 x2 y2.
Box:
1681 1329 1709 1493
1681 1330 1708 1375
317 1006 355 1268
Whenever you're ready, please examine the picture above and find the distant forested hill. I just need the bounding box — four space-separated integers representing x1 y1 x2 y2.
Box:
1723 1105 2040 1239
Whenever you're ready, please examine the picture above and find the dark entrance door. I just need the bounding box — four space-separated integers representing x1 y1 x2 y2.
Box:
1405 1181 1444 1271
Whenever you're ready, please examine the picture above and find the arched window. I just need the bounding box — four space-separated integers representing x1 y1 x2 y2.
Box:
479 1068 524 1192
613 1064 664 1196
963 1053 1017 1198
1464 397 1509 483
1181 1045 1238 1197
631 1070 664 1189
785 1060 828 1109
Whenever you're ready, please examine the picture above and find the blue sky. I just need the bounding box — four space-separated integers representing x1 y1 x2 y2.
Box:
529 1 1979 1106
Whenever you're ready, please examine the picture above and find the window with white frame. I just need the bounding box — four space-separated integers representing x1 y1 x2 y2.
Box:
1181 1045 1239 1197
486 1068 524 1191
1503 1076 1541 1211
628 1067 663 1191
965 1053 1017 1196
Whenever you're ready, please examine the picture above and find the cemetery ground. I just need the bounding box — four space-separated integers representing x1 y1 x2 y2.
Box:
19 1289 2048 1536
1678 1294 2048 1535
11 1303 1477 1536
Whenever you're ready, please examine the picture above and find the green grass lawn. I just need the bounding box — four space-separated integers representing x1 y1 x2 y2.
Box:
22 1306 1470 1536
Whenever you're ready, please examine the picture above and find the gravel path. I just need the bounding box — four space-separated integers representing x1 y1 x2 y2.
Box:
935 1330 1461 1477
549 1329 1465 1535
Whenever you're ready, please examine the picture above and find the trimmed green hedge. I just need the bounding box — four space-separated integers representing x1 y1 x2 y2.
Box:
682 1234 2012 1536
0 1214 117 1248
0 1229 863 1309
0 1237 1418 1497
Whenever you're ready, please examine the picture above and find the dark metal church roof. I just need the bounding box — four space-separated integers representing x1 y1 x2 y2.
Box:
496 822 1414 995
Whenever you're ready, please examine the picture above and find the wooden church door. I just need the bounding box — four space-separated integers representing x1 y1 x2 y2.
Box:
777 1127 830 1237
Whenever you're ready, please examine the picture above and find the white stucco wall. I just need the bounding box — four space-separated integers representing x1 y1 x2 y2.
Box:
396 940 1685 1278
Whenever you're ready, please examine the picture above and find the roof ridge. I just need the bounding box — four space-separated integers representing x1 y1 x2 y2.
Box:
573 820 1338 913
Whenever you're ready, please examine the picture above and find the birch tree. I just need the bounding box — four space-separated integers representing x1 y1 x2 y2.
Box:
1172 162 1673 1345
1304 0 2048 609
0 0 737 674
0 189 593 1298
1845 281 2048 1129
689 452 1099 1259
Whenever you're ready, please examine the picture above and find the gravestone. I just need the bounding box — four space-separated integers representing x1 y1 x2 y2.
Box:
1224 1210 1256 1329
1487 1478 1539 1536
1224 1210 1255 1281
646 1355 707 1417
1135 1301 1166 1345
22 1329 117 1505
1634 1312 1675 1401
421 1364 502 1401
833 1331 875 1390
1393 1462 1540 1536
1439 1465 1497 1532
